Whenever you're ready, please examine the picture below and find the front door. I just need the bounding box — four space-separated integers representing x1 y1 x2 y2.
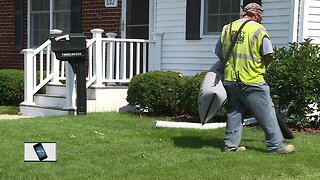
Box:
121 0 150 39
121 0 152 77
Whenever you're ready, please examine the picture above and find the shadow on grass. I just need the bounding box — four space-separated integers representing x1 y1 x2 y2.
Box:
171 136 224 150
171 136 266 153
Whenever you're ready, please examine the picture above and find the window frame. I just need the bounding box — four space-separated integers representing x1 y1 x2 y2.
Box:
200 0 244 38
27 0 71 48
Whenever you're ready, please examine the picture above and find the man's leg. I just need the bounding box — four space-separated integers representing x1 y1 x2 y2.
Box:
224 85 246 151
242 84 284 151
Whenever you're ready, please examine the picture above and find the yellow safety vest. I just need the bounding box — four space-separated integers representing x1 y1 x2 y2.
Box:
221 20 270 84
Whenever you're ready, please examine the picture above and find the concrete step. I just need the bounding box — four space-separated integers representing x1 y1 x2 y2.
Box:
46 84 96 100
20 104 75 117
34 94 66 108
46 84 66 96
20 84 129 117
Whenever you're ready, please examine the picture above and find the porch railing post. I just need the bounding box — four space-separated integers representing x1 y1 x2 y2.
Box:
20 49 36 105
151 32 163 71
91 28 105 87
49 29 63 85
105 32 117 82
50 51 62 85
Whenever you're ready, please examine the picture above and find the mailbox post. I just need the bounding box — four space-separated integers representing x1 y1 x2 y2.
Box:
51 33 87 115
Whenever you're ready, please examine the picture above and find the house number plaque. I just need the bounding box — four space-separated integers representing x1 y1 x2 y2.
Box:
105 0 118 7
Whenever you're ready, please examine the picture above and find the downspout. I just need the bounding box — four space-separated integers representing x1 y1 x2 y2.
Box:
27 0 30 48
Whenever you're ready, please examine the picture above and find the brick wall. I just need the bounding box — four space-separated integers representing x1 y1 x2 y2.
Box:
0 0 27 70
82 0 122 38
0 0 122 70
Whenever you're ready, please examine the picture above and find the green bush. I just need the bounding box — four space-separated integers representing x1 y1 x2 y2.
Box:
0 69 24 106
180 72 227 122
127 70 228 121
265 39 320 128
181 72 207 116
127 71 187 115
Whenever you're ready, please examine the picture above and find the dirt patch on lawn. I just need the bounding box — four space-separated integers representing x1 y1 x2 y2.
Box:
0 114 32 120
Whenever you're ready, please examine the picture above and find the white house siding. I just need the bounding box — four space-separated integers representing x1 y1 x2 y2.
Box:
262 0 295 48
299 0 320 44
154 0 296 77
155 0 218 77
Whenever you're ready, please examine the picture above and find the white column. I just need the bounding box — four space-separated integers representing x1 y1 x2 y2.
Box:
91 28 105 87
49 49 62 85
20 49 36 105
151 32 164 71
49 29 63 85
105 32 117 38
105 32 118 84
298 0 308 43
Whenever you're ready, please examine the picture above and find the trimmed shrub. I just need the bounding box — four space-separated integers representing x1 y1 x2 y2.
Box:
265 39 320 128
0 69 24 106
180 72 207 116
181 72 227 122
127 71 187 115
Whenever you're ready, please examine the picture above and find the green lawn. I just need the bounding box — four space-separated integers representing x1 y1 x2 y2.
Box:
0 106 19 115
0 112 319 179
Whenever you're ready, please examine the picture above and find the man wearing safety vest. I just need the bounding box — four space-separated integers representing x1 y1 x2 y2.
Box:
215 3 295 153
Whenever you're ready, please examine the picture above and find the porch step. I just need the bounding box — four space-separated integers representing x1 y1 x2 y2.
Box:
46 84 66 96
46 84 96 100
20 84 129 116
34 94 66 108
20 104 75 117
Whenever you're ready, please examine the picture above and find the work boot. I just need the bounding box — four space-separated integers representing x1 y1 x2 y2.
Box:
269 144 295 154
224 146 246 152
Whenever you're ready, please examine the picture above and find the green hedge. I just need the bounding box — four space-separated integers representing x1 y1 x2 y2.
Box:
127 70 227 122
180 72 207 116
127 71 187 115
0 69 24 106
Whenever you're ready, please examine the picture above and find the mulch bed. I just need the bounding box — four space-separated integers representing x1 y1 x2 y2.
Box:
291 127 320 134
166 114 226 123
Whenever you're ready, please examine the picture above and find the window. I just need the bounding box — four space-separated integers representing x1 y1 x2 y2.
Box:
29 0 70 47
203 0 240 35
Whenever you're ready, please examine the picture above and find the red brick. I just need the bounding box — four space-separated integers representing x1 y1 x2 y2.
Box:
0 0 122 69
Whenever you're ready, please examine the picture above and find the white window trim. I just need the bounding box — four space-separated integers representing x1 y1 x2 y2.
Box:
27 0 68 48
200 0 244 38
27 0 51 48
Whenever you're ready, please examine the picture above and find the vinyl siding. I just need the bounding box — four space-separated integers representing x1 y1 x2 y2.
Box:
300 0 320 44
154 0 298 76
259 0 293 48
155 0 218 76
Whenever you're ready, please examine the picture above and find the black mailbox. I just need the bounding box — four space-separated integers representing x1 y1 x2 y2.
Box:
51 33 87 116
51 33 86 62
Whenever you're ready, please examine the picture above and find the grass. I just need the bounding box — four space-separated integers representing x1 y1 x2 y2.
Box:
0 106 19 115
0 112 319 179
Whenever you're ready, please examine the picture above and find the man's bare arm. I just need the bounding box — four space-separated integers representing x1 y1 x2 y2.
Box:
264 53 273 66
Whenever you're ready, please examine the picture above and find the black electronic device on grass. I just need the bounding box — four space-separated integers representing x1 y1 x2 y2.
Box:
33 143 48 161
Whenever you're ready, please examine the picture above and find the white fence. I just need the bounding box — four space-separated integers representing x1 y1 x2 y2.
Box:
20 28 162 107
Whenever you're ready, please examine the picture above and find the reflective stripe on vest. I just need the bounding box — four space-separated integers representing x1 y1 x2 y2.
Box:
221 20 269 84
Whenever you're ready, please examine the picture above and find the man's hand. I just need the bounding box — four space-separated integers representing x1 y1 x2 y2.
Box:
264 53 273 66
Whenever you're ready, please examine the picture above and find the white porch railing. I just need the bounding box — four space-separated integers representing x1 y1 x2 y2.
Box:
20 28 163 108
